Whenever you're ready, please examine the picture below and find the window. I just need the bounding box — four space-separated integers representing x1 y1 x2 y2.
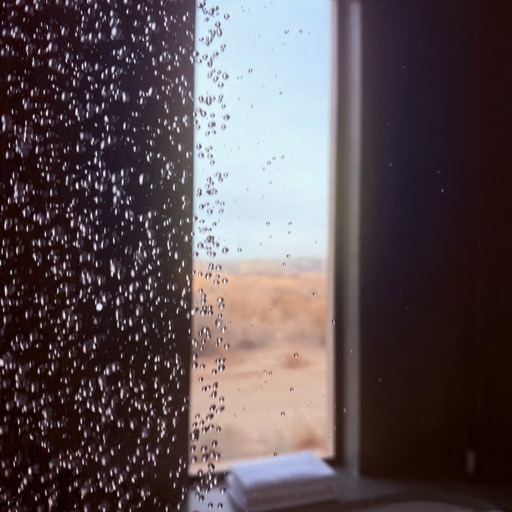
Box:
1 0 367 508
189 0 335 474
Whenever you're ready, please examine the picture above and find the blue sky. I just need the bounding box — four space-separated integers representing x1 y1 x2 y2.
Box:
194 0 332 261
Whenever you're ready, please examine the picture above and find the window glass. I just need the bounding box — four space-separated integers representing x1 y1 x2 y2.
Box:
191 0 333 474
1 2 195 508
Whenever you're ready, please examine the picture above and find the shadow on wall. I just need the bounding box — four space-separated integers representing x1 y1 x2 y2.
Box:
336 0 512 482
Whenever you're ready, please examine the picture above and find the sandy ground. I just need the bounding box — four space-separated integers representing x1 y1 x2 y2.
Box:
190 261 333 474
191 344 333 471
188 263 334 474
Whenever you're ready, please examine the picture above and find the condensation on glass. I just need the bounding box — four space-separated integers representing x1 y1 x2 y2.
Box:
1 1 195 509
190 0 334 476
0 0 333 509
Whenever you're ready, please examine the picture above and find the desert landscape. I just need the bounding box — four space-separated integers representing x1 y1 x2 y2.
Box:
189 258 334 474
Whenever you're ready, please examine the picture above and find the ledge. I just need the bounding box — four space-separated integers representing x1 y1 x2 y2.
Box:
186 467 512 512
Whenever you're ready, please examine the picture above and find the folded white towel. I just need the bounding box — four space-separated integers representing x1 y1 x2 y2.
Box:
227 451 337 511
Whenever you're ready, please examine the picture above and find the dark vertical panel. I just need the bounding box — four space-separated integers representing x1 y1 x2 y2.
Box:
0 1 194 509
356 0 479 476
476 0 512 482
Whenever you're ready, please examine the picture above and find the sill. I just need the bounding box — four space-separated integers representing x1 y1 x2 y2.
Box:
185 467 511 512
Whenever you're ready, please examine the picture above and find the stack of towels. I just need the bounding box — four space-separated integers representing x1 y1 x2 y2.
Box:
227 451 337 511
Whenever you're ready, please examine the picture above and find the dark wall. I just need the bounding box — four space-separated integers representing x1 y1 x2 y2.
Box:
340 0 480 477
338 0 512 481
476 0 512 481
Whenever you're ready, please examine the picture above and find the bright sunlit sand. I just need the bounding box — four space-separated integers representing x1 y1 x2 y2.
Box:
189 260 333 473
